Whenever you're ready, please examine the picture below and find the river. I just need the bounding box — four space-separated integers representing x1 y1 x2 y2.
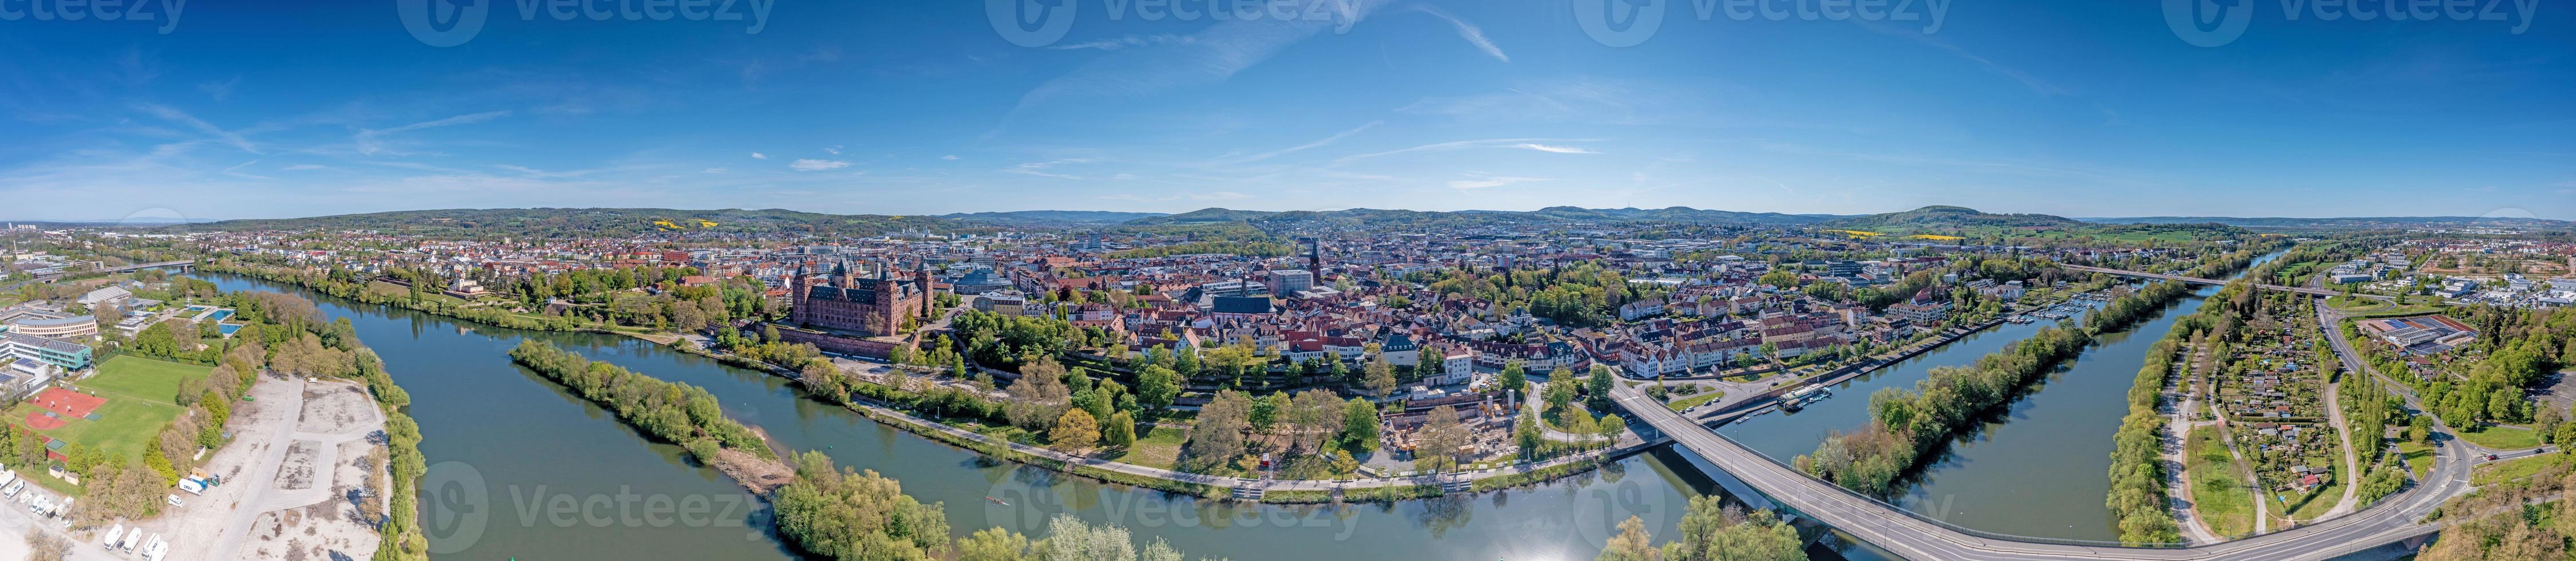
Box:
1717 250 2284 542
187 271 1902 561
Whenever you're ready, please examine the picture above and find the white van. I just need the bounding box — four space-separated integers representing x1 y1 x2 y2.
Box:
104 523 125 547
141 538 169 561
121 527 142 552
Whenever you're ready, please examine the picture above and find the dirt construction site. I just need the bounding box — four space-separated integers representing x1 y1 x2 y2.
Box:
130 377 391 561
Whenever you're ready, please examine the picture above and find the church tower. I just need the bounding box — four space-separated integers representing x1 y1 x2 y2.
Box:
915 260 935 318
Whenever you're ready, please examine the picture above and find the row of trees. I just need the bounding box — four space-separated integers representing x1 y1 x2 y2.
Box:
1418 263 1664 327
204 259 779 335
770 452 1230 561
1593 496 1805 561
1800 246 2279 496
509 340 771 460
2098 279 2277 544
1178 388 1381 477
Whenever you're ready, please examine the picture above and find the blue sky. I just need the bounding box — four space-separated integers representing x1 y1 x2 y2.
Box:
2 0 2569 221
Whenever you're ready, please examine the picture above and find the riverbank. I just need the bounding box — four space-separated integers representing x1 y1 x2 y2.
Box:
183 268 1905 561
507 339 795 493
799 365 1658 504
200 262 1662 504
196 259 687 346
1804 247 2284 505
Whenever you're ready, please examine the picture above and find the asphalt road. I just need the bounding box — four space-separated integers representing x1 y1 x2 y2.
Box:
1608 335 2475 561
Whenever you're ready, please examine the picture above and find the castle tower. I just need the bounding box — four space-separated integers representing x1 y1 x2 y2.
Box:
873 259 899 335
790 262 810 325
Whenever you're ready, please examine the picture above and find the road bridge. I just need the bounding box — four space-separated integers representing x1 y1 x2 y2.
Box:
10 260 195 290
1608 376 2475 559
2061 265 2387 301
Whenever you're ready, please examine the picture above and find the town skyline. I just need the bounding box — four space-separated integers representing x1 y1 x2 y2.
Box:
9 201 2576 226
5 3 2569 222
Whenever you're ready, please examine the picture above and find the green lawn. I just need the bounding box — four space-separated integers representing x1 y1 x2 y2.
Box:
2397 441 2435 480
2186 426 2258 537
366 280 471 306
2472 453 2563 486
9 356 210 495
2458 425 2543 451
78 356 206 406
1103 425 1186 470
1663 390 1726 412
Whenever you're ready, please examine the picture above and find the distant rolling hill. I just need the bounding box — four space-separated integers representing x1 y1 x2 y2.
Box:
169 208 949 238
1822 206 2083 231
1120 208 1284 225
942 210 1168 225
1121 206 1848 229
2079 216 2574 229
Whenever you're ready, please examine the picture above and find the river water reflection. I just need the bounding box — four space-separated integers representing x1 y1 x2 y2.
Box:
191 271 1897 560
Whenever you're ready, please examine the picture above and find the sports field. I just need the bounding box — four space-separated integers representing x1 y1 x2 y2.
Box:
9 356 208 477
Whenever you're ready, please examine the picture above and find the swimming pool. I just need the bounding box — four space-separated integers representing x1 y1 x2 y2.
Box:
216 323 241 336
205 310 233 321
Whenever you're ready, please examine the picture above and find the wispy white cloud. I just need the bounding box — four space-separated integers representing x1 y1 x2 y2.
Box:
280 164 326 171
703 167 726 173
1012 0 1394 113
1051 34 1198 51
1009 158 1100 179
751 152 769 160
220 160 274 180
1515 143 1597 154
1448 175 1551 189
1413 6 1507 62
354 110 512 155
1333 139 1600 165
1865 23 2063 97
134 102 260 155
197 76 242 101
824 145 842 155
941 155 960 160
790 159 851 171
1210 121 1381 165
1397 78 1648 124
1101 191 1254 203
